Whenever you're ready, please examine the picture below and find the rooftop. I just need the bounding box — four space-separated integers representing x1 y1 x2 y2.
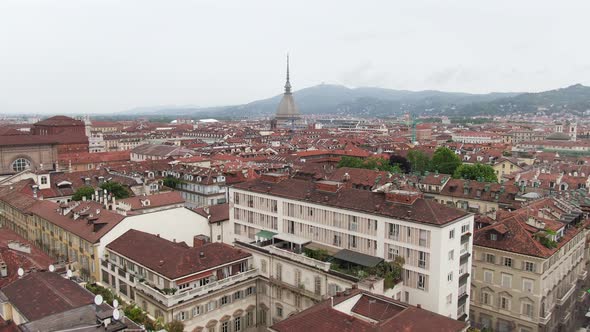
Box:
1 272 93 321
270 289 467 332
107 229 251 279
234 176 469 226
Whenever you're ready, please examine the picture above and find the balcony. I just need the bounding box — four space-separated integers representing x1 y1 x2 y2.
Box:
579 270 588 281
578 290 587 302
556 283 576 306
458 282 469 301
269 275 324 301
268 246 331 272
136 268 258 307
539 310 552 325
561 311 571 324
460 252 471 263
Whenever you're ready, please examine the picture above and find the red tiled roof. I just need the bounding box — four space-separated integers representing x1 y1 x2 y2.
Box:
271 289 467 332
1 272 93 321
0 228 54 288
58 150 131 164
27 200 125 243
193 203 229 223
234 177 468 226
106 229 251 279
118 191 184 210
474 213 584 258
34 116 84 127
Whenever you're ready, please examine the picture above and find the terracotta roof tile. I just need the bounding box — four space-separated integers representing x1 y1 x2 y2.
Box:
106 229 250 279
1 272 93 321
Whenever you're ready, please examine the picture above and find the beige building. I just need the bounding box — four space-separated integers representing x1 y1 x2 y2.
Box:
102 229 259 332
471 207 588 332
493 158 524 183
0 137 57 176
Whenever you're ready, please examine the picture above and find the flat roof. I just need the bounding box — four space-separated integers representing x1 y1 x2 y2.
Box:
305 242 340 255
274 233 312 246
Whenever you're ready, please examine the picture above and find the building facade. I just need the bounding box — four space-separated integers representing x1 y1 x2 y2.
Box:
228 174 475 320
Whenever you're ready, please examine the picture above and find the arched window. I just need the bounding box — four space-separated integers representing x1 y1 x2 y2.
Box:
12 158 30 172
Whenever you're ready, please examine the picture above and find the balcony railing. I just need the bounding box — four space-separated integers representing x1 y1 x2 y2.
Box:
556 283 576 306
136 268 258 307
268 246 331 272
458 284 467 297
539 310 552 325
268 275 323 301
579 270 588 281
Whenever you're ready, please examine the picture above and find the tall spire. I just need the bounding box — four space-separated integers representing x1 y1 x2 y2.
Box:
284 53 292 94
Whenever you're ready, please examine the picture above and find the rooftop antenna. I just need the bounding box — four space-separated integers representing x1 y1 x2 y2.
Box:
17 268 24 277
48 264 55 273
94 294 104 306
112 309 120 321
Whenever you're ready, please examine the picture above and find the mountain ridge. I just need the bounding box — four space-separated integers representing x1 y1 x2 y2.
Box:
117 83 589 118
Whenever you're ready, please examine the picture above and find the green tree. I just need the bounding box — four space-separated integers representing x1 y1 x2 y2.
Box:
406 150 431 174
453 163 498 182
99 182 130 199
337 156 400 173
72 186 95 201
165 320 185 332
162 176 182 188
430 147 462 175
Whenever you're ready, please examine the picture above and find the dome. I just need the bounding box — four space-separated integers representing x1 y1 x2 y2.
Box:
276 93 300 120
275 54 301 121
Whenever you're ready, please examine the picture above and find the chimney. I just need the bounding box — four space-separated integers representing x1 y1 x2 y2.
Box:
417 304 421 309
385 189 422 205
316 180 343 193
193 235 209 248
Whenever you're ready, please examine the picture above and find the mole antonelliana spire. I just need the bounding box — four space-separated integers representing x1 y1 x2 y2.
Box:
274 54 301 129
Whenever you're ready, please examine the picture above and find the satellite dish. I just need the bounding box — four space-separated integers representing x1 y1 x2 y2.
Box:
66 269 73 278
112 309 120 321
17 268 24 277
94 294 103 305
48 264 55 272
113 299 119 308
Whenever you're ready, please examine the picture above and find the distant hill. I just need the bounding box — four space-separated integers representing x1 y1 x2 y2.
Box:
117 83 590 119
454 84 590 116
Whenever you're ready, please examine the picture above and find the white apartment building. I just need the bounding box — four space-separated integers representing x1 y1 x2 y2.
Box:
228 174 475 320
452 131 503 144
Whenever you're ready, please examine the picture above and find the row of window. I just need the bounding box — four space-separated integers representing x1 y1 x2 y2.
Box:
480 290 535 317
483 253 536 273
482 269 535 293
175 286 256 322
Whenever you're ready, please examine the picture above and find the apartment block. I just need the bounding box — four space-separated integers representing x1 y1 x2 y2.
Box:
228 173 474 320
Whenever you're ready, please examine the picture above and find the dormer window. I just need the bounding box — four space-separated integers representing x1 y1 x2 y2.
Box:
490 233 498 241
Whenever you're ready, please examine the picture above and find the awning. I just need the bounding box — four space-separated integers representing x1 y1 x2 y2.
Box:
333 249 383 268
256 230 277 240
273 233 311 246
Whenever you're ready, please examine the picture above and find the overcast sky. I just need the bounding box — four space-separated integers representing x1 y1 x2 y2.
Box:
1 0 589 114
